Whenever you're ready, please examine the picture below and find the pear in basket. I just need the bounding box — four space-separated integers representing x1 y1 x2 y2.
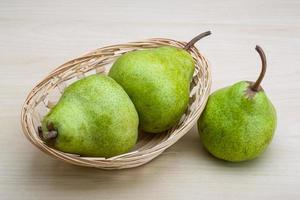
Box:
39 74 139 157
109 31 211 133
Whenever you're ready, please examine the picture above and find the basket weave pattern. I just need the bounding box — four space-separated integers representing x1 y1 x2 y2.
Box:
21 38 211 169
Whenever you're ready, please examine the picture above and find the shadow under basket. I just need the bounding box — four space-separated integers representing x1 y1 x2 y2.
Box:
21 38 212 170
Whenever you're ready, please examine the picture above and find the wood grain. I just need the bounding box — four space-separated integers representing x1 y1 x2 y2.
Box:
0 0 300 199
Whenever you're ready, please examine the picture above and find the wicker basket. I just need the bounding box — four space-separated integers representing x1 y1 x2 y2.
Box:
21 38 211 170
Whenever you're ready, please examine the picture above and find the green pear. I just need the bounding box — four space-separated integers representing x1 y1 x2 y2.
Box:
198 46 277 162
109 31 211 133
39 74 139 157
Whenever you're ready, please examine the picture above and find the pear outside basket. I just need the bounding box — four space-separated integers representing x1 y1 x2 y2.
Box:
21 38 211 170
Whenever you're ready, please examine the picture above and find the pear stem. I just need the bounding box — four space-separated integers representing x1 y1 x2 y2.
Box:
251 45 267 91
43 130 58 141
38 124 58 141
184 31 211 51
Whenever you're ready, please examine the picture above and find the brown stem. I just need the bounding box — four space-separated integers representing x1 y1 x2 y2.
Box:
43 130 58 141
251 45 267 91
37 123 58 141
184 31 211 51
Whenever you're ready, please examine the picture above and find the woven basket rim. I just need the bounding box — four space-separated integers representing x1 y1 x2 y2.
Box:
21 38 212 169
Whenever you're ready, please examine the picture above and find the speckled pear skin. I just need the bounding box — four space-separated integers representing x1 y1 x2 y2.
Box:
42 74 139 157
109 46 195 133
198 81 277 162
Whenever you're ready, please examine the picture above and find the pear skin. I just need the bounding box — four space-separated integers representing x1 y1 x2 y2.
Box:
41 74 139 157
109 32 211 133
198 46 277 162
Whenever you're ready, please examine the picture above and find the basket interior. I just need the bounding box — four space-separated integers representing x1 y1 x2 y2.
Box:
22 39 211 164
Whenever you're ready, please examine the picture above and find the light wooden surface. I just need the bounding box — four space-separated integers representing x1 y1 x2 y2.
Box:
1 0 300 199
